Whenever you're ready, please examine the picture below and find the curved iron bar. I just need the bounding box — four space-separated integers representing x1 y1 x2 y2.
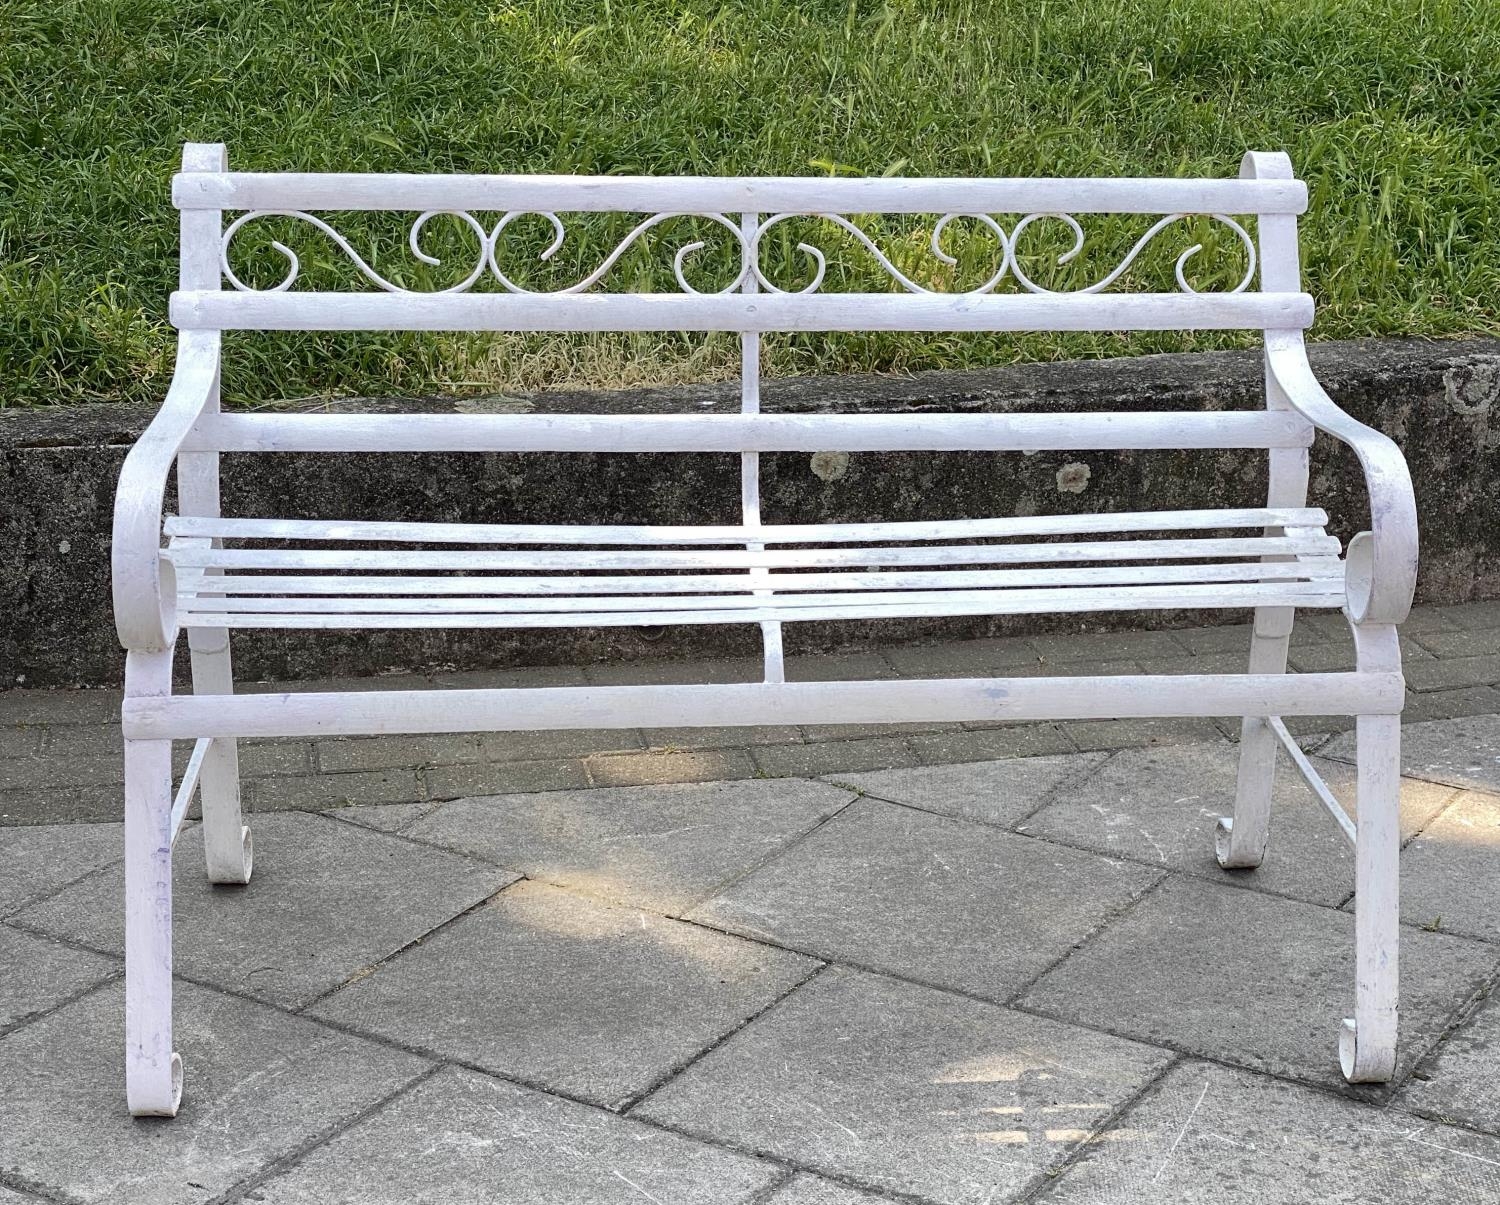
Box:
220 209 1258 297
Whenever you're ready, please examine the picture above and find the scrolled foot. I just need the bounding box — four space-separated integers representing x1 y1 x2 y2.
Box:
207 825 253 887
1339 1018 1395 1084
1214 817 1264 870
128 1051 183 1117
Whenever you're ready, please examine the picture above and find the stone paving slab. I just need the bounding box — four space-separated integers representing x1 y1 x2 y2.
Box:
14 812 515 1008
1018 742 1457 907
404 778 854 913
1398 992 1500 1136
252 1065 779 1205
0 979 429 1205
1018 876 1500 1092
633 967 1174 1205
688 797 1161 1003
321 800 440 834
767 1173 901 1204
0 923 116 1030
0 820 121 915
1036 1059 1500 1204
1391 789 1500 941
308 880 819 1109
1323 713 1500 793
826 752 1106 828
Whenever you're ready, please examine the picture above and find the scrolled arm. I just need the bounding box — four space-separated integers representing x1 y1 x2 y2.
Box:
1265 331 1418 625
112 330 221 651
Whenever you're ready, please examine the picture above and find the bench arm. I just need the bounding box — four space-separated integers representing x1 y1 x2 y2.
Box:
1265 331 1418 625
113 331 221 651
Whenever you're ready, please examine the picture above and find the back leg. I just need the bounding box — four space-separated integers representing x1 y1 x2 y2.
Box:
188 628 252 885
1217 604 1295 869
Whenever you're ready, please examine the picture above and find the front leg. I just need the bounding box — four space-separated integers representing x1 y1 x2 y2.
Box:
124 733 182 1116
1340 706 1401 1082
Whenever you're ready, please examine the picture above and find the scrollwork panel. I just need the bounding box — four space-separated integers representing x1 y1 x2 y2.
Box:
219 209 1257 297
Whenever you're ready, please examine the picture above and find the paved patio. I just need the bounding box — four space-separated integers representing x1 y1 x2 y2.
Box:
4 604 1500 1203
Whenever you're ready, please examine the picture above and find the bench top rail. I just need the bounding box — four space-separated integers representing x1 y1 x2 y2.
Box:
174 173 1309 216
173 145 1312 334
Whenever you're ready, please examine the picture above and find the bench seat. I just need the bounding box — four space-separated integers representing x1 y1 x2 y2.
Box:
164 507 1344 630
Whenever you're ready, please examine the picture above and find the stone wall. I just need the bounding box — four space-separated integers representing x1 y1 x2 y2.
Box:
4 336 1498 688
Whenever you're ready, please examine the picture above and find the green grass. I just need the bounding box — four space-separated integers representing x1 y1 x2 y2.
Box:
3 0 1497 407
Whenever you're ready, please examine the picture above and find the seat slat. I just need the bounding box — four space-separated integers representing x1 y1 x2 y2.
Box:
180 579 1346 616
182 559 1344 598
165 506 1329 547
178 579 1345 629
165 534 1340 573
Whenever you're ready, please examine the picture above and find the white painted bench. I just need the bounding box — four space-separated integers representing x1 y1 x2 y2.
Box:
114 143 1418 1115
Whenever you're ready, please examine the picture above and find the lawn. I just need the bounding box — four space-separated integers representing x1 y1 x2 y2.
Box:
2 0 1497 407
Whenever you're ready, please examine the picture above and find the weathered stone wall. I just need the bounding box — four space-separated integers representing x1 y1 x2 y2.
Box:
4 336 1498 688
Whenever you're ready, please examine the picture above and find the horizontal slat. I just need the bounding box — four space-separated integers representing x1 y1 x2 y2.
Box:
180 580 1343 617
183 411 1315 454
164 534 1342 572
171 291 1316 333
183 561 1345 598
178 581 1343 628
174 172 1309 215
165 507 1329 547
121 672 1404 742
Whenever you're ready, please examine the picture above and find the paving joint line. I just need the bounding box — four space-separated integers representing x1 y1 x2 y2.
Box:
290 876 525 1016
617 960 830 1114
312 802 522 871
1001 868 1175 1008
1381 957 1500 1102
1002 992 1445 1109
0 1168 75 1205
743 1169 801 1205
208 1061 445 1205
665 789 865 915
1333 782 1472 913
1012 1052 1186 1204
0 852 127 923
0 968 120 1042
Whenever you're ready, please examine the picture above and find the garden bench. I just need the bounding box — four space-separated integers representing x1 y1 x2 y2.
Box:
113 144 1417 1115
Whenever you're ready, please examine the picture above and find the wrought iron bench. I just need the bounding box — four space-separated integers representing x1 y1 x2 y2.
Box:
113 143 1417 1115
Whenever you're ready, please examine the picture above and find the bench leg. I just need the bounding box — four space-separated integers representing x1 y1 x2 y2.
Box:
125 734 183 1116
1217 604 1295 869
1339 619 1402 1082
189 629 253 885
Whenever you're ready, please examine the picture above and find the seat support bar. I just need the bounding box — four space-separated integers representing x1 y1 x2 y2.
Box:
123 672 1403 741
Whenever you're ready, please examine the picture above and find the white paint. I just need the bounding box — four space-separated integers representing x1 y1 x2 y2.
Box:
114 145 1416 1115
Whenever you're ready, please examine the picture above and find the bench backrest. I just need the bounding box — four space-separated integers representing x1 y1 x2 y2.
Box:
170 144 1310 337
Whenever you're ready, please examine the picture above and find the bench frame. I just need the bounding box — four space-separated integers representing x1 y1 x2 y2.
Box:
113 144 1418 1116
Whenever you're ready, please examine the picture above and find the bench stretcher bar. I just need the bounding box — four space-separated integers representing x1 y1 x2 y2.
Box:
1268 715 1357 845
168 737 212 848
123 672 1404 742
